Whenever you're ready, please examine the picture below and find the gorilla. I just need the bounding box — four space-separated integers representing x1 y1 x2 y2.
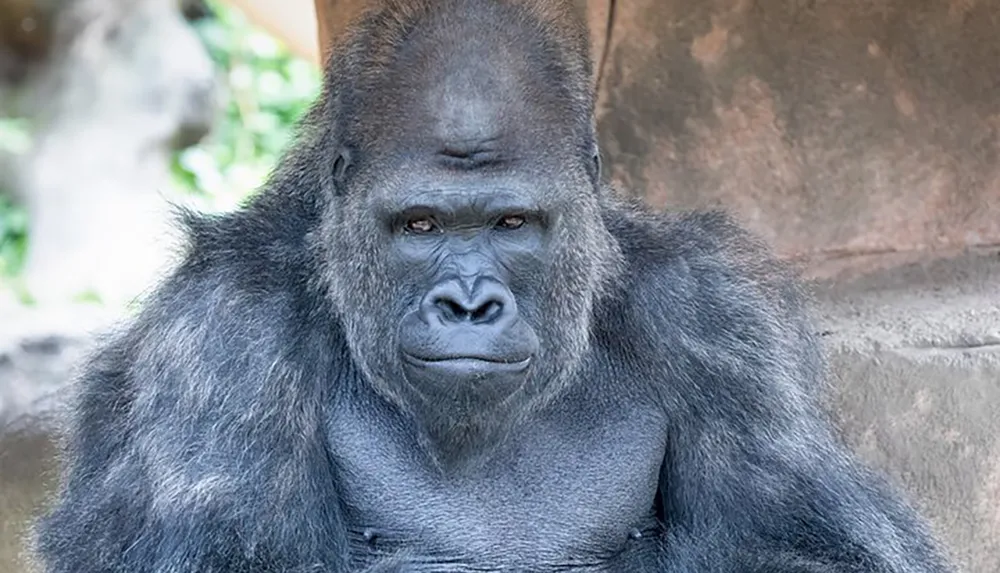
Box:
34 0 953 572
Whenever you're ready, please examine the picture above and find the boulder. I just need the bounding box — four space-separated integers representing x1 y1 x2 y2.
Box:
815 250 1000 573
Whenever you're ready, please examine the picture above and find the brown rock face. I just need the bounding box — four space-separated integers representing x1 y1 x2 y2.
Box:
314 0 1000 271
596 0 1000 270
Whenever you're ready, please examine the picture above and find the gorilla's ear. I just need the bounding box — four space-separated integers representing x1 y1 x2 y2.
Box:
590 143 602 184
331 146 354 194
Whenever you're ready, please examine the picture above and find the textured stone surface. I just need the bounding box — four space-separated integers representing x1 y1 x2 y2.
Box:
0 430 58 573
0 304 116 429
595 0 1000 264
812 250 1000 573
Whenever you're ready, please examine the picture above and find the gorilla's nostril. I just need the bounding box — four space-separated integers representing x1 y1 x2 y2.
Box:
431 295 506 325
435 297 468 322
434 297 504 324
471 300 503 324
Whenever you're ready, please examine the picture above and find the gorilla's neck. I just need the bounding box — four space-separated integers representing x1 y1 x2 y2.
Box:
408 392 531 473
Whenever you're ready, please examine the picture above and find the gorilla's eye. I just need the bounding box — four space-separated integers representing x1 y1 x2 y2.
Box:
404 217 439 234
495 214 526 230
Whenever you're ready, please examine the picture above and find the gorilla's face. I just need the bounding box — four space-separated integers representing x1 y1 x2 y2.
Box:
322 143 618 457
350 159 570 407
390 177 544 407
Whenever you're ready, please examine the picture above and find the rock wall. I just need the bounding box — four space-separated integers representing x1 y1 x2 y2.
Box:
594 0 1000 271
817 251 1000 572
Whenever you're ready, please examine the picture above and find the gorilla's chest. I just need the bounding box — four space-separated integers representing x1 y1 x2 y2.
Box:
327 392 667 572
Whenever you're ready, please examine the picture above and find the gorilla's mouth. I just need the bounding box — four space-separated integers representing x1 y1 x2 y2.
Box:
399 352 533 406
402 353 532 375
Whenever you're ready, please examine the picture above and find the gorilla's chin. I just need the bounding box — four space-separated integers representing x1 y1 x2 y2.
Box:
398 352 536 466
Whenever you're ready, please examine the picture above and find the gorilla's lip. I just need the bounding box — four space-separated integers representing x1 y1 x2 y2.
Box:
402 352 532 373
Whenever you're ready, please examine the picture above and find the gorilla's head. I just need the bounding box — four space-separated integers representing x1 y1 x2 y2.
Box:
315 0 622 459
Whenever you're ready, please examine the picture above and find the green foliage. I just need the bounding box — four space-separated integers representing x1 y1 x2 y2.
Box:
0 194 28 277
0 117 32 278
72 288 104 305
172 0 322 211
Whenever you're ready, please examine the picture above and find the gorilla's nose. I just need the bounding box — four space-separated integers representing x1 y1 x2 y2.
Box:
422 280 515 327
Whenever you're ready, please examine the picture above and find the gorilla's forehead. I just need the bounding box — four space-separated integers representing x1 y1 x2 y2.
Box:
368 4 581 155
422 76 514 152
385 54 575 159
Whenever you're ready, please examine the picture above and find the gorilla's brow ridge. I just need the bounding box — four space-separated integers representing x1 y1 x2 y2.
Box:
380 187 543 224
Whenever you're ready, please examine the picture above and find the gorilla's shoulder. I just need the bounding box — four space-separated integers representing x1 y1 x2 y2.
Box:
124 190 333 363
178 188 321 278
603 203 807 307
596 202 822 389
603 204 796 290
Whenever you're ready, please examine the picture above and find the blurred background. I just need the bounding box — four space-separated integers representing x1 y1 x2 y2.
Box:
0 0 320 308
0 0 322 568
1 0 998 572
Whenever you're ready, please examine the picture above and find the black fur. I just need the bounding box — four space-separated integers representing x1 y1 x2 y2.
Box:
34 1 953 572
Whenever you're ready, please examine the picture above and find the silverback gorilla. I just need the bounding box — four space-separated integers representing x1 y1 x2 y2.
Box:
35 1 952 572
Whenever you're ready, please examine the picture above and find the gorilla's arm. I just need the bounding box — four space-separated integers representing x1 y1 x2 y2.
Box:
34 207 351 573
607 206 951 573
